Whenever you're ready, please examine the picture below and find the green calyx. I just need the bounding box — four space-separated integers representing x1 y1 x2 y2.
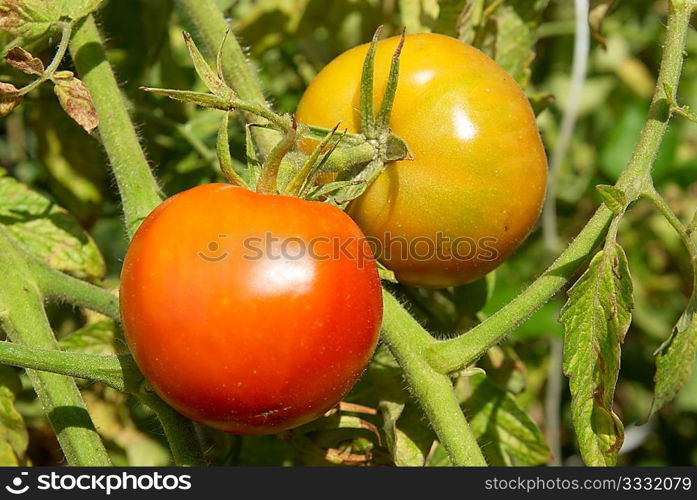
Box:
141 28 410 205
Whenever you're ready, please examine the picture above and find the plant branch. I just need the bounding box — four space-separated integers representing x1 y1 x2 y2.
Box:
426 0 694 374
140 87 291 132
380 291 487 466
28 259 120 320
69 15 162 238
0 341 141 393
138 390 207 466
16 22 72 96
0 230 111 465
644 188 697 263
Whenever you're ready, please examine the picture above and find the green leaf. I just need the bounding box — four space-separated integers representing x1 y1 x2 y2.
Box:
560 243 633 466
650 291 697 415
0 169 106 279
435 0 483 42
369 346 435 466
57 0 104 20
359 27 380 137
182 31 233 98
31 100 107 225
0 0 58 50
466 372 550 466
398 0 439 33
377 31 405 131
0 366 28 466
378 263 397 283
59 319 120 355
141 87 231 110
528 91 555 116
494 0 550 88
596 185 627 215
0 0 103 52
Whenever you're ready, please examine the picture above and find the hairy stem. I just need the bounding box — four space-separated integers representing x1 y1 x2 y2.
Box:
426 0 694 374
0 230 111 465
0 341 141 393
28 259 120 320
644 188 697 263
138 391 206 466
381 291 487 466
69 15 162 237
17 22 72 96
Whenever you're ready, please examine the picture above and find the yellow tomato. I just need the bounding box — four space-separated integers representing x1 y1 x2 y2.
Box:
296 33 547 288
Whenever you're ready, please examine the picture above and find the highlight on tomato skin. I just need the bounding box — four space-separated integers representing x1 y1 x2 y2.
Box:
119 183 383 434
297 33 548 289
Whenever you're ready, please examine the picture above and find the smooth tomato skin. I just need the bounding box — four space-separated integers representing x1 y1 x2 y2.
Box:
120 184 382 434
296 33 547 288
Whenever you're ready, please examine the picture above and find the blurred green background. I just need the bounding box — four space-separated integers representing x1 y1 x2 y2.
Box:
1 0 696 466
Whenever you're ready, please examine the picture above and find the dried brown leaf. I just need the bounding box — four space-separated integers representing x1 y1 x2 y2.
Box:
4 46 43 75
0 81 23 116
52 72 98 132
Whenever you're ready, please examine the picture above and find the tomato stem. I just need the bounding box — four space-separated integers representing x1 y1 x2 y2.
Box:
255 117 298 194
0 229 112 466
137 390 207 466
70 16 162 238
0 342 141 394
217 112 250 188
380 291 488 466
28 259 120 320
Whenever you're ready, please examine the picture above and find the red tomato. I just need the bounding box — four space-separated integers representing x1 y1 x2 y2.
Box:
120 184 382 434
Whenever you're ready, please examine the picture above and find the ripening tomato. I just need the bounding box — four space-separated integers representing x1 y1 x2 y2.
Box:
296 33 547 288
120 184 382 434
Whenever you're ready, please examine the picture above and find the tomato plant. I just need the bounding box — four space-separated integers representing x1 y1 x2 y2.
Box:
1 0 697 470
120 183 382 434
297 33 547 288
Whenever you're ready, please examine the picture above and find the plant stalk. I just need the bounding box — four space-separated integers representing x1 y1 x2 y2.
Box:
380 291 487 466
69 15 162 237
28 259 120 320
138 391 207 466
0 341 140 393
0 230 111 465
